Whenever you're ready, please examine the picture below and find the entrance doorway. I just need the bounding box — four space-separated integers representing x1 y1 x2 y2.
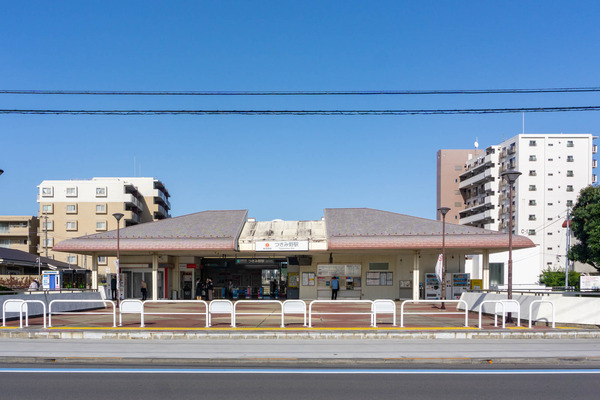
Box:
124 270 164 299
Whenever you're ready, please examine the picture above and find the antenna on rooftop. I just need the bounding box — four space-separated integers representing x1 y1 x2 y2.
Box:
474 137 479 151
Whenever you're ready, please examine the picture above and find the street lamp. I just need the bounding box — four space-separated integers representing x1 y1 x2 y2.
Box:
438 207 451 310
501 170 521 322
0 169 4 176
113 213 124 307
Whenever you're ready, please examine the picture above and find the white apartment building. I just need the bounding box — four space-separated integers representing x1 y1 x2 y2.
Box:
37 177 171 269
456 134 597 287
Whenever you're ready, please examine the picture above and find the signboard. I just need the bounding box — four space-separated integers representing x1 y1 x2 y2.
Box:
255 241 309 252
580 276 600 291
186 264 197 269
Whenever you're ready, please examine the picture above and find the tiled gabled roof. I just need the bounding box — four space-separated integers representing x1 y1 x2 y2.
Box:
53 210 248 253
324 208 535 250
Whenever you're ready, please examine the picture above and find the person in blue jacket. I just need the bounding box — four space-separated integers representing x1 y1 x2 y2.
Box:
331 276 339 300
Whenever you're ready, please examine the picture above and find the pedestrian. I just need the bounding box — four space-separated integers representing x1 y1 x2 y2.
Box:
140 280 147 301
270 279 277 298
331 276 339 300
111 275 117 300
196 279 203 300
29 279 39 290
207 277 214 301
227 280 234 299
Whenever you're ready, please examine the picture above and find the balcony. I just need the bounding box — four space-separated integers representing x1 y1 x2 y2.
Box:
459 169 495 189
154 204 170 219
124 194 144 212
593 159 598 169
460 210 495 226
154 189 171 210
593 175 598 184
124 210 141 225
593 144 597 154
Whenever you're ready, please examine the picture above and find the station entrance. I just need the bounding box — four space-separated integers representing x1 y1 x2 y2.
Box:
200 258 288 300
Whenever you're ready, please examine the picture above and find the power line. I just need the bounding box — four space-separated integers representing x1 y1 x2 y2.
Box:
1 106 600 116
2 87 600 96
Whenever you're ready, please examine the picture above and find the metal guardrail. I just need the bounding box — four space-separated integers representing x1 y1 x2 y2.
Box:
233 300 284 328
48 299 116 328
2 299 47 329
372 299 396 327
208 300 234 327
528 300 555 328
308 300 375 328
400 300 468 328
477 299 520 329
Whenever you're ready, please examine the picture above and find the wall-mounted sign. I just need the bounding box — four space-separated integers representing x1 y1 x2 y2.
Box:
255 241 309 252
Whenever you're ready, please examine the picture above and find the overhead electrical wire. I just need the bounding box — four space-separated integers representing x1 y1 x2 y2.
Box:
1 87 600 96
1 106 600 115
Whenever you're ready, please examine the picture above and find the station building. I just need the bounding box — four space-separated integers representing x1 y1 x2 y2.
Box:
53 208 535 301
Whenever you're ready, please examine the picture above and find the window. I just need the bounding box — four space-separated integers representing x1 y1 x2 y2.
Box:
96 221 107 231
567 155 574 162
548 203 553 206
548 187 553 191
41 187 53 197
529 155 537 161
567 200 574 207
66 204 77 214
42 220 53 231
528 215 536 221
548 143 554 147
66 187 77 197
43 238 53 247
529 140 537 146
42 204 53 214
548 158 553 162
529 185 537 191
98 256 107 265
96 187 107 197
567 170 574 177
67 255 77 265
567 140 574 147
567 185 574 192
96 204 107 214
548 173 554 177
369 262 389 270
547 247 553 251
529 170 537 176
528 230 536 235
528 200 537 206
66 221 78 231
547 232 553 236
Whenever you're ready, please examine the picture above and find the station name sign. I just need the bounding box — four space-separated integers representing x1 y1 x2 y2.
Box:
255 240 309 252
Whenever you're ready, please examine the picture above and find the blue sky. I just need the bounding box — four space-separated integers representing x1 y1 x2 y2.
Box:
1 1 599 221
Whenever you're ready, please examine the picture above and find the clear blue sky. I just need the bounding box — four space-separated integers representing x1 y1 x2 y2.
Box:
1 1 599 221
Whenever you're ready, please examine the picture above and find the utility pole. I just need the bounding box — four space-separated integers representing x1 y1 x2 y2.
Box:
565 207 571 289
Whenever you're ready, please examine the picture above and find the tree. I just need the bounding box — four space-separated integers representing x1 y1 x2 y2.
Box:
568 185 600 272
539 268 580 289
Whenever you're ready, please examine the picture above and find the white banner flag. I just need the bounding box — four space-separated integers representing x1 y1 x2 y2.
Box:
435 254 443 283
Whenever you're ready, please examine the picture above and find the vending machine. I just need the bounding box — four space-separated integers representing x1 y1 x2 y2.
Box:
451 273 471 299
424 273 441 299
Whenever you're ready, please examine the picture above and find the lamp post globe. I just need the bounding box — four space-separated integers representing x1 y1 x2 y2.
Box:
438 207 451 309
500 170 521 323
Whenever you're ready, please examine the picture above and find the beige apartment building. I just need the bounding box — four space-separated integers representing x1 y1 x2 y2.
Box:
0 215 39 254
436 149 483 223
37 177 171 270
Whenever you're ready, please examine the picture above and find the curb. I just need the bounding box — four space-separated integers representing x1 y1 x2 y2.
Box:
2 328 600 340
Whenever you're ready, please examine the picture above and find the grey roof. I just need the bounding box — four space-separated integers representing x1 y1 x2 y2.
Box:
53 210 248 254
324 208 535 250
0 247 74 269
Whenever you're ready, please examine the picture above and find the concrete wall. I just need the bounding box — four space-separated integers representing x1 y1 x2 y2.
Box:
461 291 600 326
1 291 104 319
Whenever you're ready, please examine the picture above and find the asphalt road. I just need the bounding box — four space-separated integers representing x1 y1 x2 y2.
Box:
2 338 600 364
0 364 598 400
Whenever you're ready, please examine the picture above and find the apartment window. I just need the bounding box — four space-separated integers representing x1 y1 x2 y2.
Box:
41 187 53 197
548 173 554 177
547 247 553 251
528 170 536 176
528 230 536 235
529 155 537 161
529 140 537 147
566 170 574 177
96 204 107 214
529 185 537 191
66 221 78 231
548 203 553 206
567 140 574 147
42 220 53 231
67 255 77 265
66 187 78 197
548 143 554 147
96 187 107 197
567 200 574 207
528 200 537 206
548 158 553 162
98 256 107 265
547 232 553 236
566 185 574 192
96 221 107 231
42 204 53 214
66 204 77 214
567 155 574 162
528 215 536 221
548 187 553 191
43 238 54 247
